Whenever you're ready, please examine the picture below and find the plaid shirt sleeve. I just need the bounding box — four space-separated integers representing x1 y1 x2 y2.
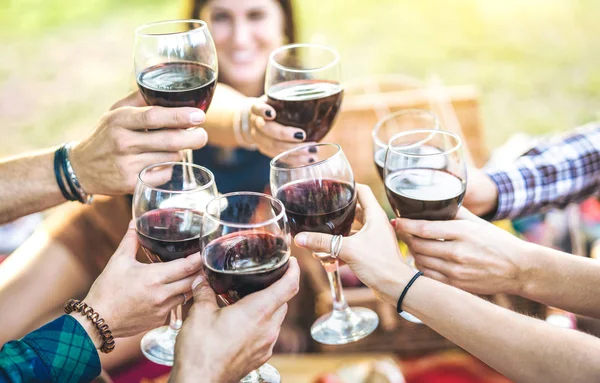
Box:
484 122 600 221
0 314 101 383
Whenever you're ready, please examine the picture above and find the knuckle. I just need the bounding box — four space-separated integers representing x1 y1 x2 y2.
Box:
163 134 182 151
142 108 160 127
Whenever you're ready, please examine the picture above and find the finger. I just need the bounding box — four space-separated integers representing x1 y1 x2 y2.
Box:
355 184 386 219
403 235 457 260
413 254 455 276
253 132 317 160
116 106 206 130
115 221 140 259
136 163 175 188
251 101 276 120
136 151 183 167
294 232 333 253
238 257 300 316
151 252 203 284
131 128 208 153
354 202 365 224
394 218 460 240
110 91 147 110
258 121 306 143
166 273 198 295
191 271 219 310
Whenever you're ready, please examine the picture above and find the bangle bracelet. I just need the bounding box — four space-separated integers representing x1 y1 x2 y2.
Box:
64 143 93 204
397 271 424 314
54 145 76 201
64 299 115 354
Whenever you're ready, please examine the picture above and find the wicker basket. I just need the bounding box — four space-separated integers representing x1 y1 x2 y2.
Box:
299 75 546 356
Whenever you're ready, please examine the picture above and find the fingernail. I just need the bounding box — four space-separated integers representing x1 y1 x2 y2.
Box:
308 146 317 153
295 233 307 246
390 219 396 228
265 109 273 118
192 275 204 291
190 111 205 124
309 158 315 163
294 132 305 140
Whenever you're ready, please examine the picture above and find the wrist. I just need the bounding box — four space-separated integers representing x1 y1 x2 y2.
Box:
171 357 218 383
513 240 540 296
70 313 104 349
379 266 414 306
68 142 93 194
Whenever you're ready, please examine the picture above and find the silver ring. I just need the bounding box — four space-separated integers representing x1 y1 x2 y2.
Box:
330 235 343 259
182 291 189 305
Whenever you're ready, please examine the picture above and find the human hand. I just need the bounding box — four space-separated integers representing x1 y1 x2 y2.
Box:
393 207 531 295
83 220 202 338
462 167 499 217
171 258 301 383
294 184 413 306
248 97 316 158
69 91 209 195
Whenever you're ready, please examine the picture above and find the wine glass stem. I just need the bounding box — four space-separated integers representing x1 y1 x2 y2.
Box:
322 258 349 312
169 304 183 332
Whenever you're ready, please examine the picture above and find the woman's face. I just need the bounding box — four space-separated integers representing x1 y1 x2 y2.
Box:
201 0 286 92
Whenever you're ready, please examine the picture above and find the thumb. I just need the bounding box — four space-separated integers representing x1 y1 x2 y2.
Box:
294 232 333 253
113 220 139 258
110 91 147 110
455 206 479 222
191 271 218 310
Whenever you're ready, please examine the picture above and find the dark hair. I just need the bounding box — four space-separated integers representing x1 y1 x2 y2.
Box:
189 0 296 44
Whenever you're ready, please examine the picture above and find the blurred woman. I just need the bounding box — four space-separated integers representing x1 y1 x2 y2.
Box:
0 0 309 372
295 184 600 383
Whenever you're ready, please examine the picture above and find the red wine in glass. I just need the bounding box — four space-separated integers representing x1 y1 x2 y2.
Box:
385 168 466 221
204 232 290 305
137 62 217 111
267 80 343 142
275 179 356 236
374 147 386 181
136 208 203 262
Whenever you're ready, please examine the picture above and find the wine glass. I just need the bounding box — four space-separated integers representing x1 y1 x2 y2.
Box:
372 109 440 324
372 109 440 180
265 43 343 142
201 192 291 383
270 143 379 345
384 130 467 321
134 19 218 175
133 162 218 366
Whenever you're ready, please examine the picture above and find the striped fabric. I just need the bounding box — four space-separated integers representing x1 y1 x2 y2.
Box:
485 123 600 221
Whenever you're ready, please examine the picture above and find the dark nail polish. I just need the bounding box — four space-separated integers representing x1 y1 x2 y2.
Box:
294 132 305 140
308 146 317 153
309 158 315 163
265 110 273 118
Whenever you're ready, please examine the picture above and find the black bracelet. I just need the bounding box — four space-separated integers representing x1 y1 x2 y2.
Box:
397 270 424 314
54 145 75 201
59 145 80 202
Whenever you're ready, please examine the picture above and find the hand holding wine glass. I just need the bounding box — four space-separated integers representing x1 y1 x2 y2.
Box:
294 184 413 306
171 258 300 383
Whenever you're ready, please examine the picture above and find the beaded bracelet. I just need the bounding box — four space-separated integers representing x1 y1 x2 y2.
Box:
64 299 115 354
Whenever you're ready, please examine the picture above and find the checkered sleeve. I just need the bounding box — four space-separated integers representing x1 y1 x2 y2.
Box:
0 315 101 383
484 123 600 221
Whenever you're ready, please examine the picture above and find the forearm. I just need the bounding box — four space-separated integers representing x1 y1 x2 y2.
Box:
517 242 600 318
400 277 600 382
0 149 66 224
202 83 248 149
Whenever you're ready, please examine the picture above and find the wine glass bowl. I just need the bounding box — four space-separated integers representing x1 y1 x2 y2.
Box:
372 109 440 180
265 43 343 142
134 19 218 111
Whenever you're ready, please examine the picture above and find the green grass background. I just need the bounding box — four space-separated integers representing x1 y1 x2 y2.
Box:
1 0 599 155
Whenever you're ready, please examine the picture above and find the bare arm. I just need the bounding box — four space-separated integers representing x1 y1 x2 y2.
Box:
396 208 600 319
402 277 600 383
0 149 66 224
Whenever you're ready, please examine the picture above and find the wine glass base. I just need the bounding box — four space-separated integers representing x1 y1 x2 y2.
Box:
241 363 280 383
140 326 176 366
311 307 379 345
399 311 423 324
